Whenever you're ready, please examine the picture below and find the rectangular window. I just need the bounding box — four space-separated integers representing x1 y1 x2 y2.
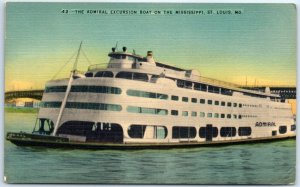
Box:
221 114 225 118
200 112 205 117
64 102 122 111
221 88 233 96
172 126 196 139
200 84 207 91
227 114 231 119
171 110 178 116
239 103 242 108
233 114 237 119
221 127 236 137
127 89 167 99
227 102 232 107
45 86 67 93
194 83 207 91
156 109 168 115
182 97 189 102
128 125 146 138
199 126 218 138
191 98 197 103
233 103 237 107
141 107 155 114
208 100 212 105
171 95 179 101
208 86 220 94
207 113 212 118
177 80 184 88
46 85 123 95
191 111 197 117
238 127 252 136
238 115 242 119
291 125 296 131
215 101 219 105
40 101 62 108
200 99 205 104
127 106 168 115
214 113 219 118
221 101 225 106
182 111 188 116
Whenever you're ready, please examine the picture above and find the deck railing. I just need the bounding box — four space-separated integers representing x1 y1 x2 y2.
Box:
86 63 281 97
88 63 240 86
198 76 241 89
88 63 108 71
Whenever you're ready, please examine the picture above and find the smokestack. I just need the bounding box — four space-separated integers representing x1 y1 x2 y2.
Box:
146 51 155 64
147 51 153 57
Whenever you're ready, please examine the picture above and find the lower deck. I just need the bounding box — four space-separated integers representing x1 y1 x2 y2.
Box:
6 131 296 150
32 118 296 145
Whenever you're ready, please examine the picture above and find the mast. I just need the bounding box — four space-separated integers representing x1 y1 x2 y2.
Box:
72 42 83 72
52 42 82 136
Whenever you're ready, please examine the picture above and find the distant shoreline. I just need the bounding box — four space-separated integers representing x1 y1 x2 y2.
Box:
5 107 38 113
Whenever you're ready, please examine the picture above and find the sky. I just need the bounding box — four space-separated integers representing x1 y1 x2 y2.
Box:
5 3 296 91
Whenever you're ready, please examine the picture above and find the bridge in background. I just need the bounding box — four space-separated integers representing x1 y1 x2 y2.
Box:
5 89 44 101
242 86 296 100
4 86 296 101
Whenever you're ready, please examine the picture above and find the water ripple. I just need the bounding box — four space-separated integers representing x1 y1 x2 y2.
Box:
4 113 296 184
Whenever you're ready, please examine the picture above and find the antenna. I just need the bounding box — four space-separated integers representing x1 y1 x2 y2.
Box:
72 41 83 72
52 41 83 136
115 41 119 51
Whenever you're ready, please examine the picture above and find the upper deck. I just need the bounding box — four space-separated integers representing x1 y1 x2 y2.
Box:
85 46 281 100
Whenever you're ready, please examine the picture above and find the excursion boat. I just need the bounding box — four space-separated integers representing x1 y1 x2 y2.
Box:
6 44 296 149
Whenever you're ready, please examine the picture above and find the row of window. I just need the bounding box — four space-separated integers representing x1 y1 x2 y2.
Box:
40 102 122 111
45 85 121 94
177 81 233 96
45 86 280 112
171 110 243 119
86 71 149 82
128 125 253 139
176 79 280 100
57 121 124 143
241 115 258 118
40 102 291 123
243 104 261 108
55 120 293 143
243 104 290 111
171 96 243 108
274 107 290 110
45 86 167 101
84 70 276 100
39 102 251 120
85 71 113 78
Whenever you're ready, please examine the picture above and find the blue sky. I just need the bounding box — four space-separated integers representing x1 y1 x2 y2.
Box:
5 3 296 90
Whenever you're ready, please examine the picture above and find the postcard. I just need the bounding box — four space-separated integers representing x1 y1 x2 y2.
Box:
4 2 296 184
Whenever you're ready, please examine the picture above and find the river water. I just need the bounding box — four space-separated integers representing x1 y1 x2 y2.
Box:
4 112 296 184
